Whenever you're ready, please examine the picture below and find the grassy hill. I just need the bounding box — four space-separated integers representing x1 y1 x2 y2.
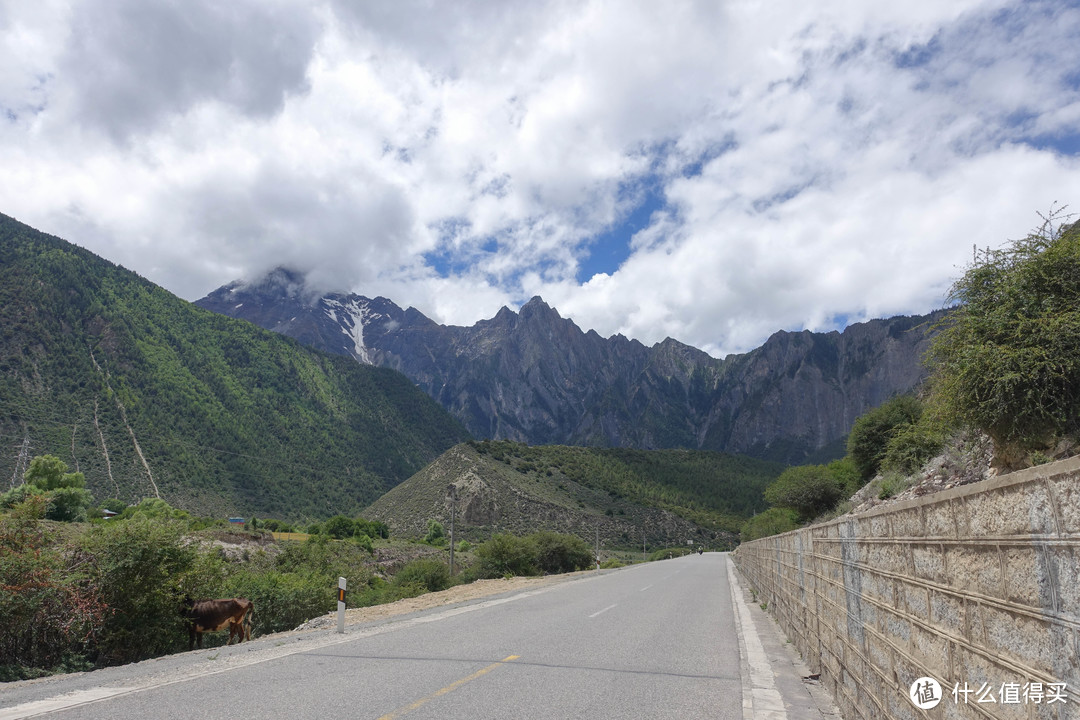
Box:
365 440 783 549
0 213 470 519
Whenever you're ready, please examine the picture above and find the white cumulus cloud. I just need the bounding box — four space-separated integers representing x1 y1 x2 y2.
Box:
1 0 1078 355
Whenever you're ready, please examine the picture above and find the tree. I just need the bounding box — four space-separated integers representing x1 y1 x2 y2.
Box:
323 515 357 540
0 455 94 522
825 457 861 496
424 520 446 546
763 465 844 521
927 209 1080 469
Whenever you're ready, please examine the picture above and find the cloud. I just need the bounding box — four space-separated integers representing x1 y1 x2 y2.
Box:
54 0 321 141
0 0 1078 355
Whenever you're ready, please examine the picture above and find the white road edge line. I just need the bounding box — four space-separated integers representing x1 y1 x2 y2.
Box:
588 603 618 618
726 556 789 720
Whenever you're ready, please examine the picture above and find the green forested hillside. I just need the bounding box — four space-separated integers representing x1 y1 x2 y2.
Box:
472 441 779 519
0 213 469 519
366 440 782 547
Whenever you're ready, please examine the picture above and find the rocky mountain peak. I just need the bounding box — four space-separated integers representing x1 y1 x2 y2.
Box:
519 295 558 317
196 272 941 463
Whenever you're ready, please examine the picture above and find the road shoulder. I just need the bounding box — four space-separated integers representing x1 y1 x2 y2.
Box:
725 555 842 720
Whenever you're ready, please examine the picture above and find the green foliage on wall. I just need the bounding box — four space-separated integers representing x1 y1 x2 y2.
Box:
740 507 800 542
927 210 1080 467
846 395 923 482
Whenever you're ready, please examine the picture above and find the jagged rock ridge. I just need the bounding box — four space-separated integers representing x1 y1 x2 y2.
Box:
197 269 942 463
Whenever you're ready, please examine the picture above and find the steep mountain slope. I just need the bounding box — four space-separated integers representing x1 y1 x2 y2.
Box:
199 269 942 463
0 214 469 519
364 441 784 548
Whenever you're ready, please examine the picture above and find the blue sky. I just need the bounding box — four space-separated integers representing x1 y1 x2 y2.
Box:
1 0 1079 356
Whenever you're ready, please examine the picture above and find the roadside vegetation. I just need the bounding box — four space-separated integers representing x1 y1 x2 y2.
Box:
743 208 1080 541
0 470 613 682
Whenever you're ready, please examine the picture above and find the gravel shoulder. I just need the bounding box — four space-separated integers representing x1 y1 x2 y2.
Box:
296 571 596 630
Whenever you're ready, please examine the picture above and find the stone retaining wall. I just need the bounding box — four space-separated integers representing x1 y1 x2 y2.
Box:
732 455 1080 720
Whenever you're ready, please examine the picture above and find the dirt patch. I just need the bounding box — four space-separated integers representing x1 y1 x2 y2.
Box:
296 571 593 630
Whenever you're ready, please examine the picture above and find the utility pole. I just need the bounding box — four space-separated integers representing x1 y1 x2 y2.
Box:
642 528 646 563
448 484 457 575
595 526 600 570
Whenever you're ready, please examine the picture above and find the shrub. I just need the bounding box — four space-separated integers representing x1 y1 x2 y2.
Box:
274 534 373 580
740 507 800 541
927 211 1080 468
392 558 451 593
476 533 538 578
648 547 692 561
882 422 946 476
847 395 923 481
0 496 105 678
225 569 333 636
258 518 294 533
81 516 197 665
876 471 913 500
530 531 593 574
452 562 483 585
0 484 36 511
352 533 374 554
119 498 191 522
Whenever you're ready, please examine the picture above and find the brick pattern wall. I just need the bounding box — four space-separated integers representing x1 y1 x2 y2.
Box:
733 456 1080 720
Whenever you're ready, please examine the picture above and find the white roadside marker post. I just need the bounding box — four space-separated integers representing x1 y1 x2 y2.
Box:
337 576 346 634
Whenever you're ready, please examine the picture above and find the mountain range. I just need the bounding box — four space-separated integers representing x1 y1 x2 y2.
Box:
0 214 468 519
198 268 943 464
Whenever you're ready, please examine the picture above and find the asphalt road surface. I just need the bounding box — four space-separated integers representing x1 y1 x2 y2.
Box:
1 553 747 720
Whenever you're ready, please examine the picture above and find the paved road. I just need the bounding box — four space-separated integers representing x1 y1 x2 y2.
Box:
0 554 762 720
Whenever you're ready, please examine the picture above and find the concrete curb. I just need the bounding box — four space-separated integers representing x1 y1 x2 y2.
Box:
727 556 842 720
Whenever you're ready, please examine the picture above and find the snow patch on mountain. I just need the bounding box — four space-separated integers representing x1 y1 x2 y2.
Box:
323 297 384 364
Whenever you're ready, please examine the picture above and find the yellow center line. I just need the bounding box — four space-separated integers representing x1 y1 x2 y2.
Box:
376 655 521 720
